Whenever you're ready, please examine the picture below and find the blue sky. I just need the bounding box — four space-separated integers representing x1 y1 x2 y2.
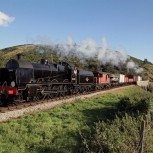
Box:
0 0 153 62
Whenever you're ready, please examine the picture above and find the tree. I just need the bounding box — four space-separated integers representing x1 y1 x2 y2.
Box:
144 58 148 64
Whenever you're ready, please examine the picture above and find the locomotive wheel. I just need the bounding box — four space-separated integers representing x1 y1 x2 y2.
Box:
59 85 64 97
64 85 69 96
86 86 91 92
79 86 85 93
85 86 89 92
52 85 59 97
60 85 68 97
67 85 74 95
51 80 59 97
35 86 49 100
35 92 43 101
48 93 54 99
73 86 79 94
96 85 100 90
100 85 104 90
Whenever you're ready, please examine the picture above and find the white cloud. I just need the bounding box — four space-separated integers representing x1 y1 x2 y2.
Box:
0 11 15 26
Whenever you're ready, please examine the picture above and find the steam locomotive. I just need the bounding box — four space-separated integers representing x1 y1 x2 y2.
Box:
0 54 140 106
0 54 95 105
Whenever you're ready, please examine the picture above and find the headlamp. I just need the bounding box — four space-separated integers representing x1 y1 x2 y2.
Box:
11 81 15 87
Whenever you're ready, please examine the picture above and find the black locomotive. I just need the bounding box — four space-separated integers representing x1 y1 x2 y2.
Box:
0 54 94 105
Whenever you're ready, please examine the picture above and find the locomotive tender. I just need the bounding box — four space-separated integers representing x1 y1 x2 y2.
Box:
0 53 140 105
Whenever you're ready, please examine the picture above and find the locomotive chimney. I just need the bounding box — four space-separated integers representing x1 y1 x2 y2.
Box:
17 53 24 60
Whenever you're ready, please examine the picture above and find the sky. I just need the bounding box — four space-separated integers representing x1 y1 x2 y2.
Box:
0 0 153 63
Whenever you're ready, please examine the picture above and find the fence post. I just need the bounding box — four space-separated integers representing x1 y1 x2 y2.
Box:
138 120 145 153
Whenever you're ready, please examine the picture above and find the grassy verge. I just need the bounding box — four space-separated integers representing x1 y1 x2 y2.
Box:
0 86 152 153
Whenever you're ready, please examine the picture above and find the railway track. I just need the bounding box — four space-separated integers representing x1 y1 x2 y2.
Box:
0 85 134 123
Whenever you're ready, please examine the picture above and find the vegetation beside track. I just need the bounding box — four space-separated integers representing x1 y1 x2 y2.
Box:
0 86 152 153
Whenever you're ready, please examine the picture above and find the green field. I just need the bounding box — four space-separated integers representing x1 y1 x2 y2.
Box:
0 86 153 153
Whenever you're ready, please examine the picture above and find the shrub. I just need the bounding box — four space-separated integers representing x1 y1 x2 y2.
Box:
134 97 151 113
116 95 152 115
80 113 153 153
116 97 132 112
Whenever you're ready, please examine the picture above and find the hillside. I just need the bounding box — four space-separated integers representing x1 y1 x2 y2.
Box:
130 56 153 81
141 63 153 81
0 44 59 67
0 44 153 81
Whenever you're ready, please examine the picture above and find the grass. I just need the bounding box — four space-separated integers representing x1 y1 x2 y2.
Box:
0 86 152 153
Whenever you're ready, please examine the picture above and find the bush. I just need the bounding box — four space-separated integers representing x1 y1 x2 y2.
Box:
116 95 152 114
134 98 151 113
81 115 140 153
80 113 153 153
81 93 153 152
116 97 132 112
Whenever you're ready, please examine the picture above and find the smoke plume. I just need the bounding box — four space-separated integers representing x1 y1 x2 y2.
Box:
97 37 128 66
127 60 143 74
49 36 129 66
35 36 143 73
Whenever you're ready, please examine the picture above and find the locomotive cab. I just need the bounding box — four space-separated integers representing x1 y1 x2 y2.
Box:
56 62 78 83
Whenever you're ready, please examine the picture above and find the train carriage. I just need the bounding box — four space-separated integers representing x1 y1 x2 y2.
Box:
93 71 110 90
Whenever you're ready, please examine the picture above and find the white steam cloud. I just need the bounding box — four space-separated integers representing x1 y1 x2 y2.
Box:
35 36 143 73
0 11 15 26
97 37 128 66
127 60 143 74
50 36 129 66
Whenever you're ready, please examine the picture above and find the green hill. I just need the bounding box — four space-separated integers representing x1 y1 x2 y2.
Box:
0 44 59 67
130 56 153 81
0 44 153 81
